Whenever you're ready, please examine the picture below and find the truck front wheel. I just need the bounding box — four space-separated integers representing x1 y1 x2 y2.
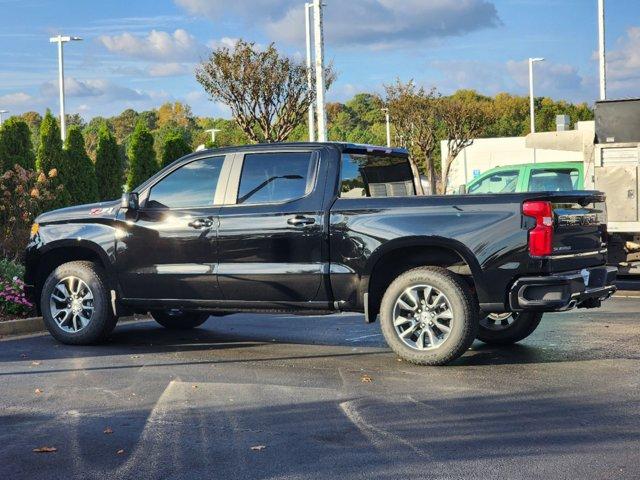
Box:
379 267 479 366
477 312 543 345
151 310 209 330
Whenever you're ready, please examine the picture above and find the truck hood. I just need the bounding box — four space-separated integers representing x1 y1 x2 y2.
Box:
35 200 121 224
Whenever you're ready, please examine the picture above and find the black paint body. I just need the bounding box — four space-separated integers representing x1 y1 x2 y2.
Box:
24 143 613 318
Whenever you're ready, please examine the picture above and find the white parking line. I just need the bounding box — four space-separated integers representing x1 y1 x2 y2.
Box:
345 333 382 342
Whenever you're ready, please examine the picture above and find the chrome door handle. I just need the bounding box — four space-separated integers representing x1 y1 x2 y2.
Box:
188 218 214 229
287 215 316 227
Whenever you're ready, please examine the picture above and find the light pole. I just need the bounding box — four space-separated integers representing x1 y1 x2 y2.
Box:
381 108 391 147
305 3 316 142
598 0 607 100
49 35 82 141
528 57 544 134
0 109 8 125
205 128 222 144
313 0 327 142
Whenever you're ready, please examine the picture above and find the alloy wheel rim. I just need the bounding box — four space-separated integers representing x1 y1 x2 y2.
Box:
49 276 94 333
392 284 453 351
480 312 518 331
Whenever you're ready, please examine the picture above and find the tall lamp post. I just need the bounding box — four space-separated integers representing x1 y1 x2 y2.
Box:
313 0 327 142
381 108 391 147
528 57 545 134
49 35 82 141
205 128 222 145
0 109 8 125
305 2 316 142
598 0 607 100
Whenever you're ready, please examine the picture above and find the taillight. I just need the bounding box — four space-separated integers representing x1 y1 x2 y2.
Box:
523 200 554 256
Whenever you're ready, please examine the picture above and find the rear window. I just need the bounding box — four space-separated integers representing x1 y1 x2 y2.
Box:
340 152 416 198
528 168 580 192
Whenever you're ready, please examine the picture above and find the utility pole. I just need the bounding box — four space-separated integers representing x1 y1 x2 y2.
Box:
49 35 82 141
598 0 607 100
0 109 8 125
305 3 316 142
528 57 544 134
313 0 327 142
381 108 391 147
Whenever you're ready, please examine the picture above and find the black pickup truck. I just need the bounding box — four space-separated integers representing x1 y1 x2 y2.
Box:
24 142 617 365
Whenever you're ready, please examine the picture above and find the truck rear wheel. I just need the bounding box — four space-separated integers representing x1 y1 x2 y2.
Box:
41 261 118 345
151 310 209 330
477 312 543 345
379 267 478 366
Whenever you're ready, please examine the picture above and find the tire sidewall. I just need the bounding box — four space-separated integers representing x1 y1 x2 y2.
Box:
477 311 543 345
379 267 478 365
41 262 114 345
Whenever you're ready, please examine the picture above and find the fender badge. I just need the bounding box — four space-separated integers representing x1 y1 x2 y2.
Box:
580 268 590 287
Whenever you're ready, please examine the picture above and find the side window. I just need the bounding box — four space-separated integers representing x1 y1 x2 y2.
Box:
528 169 579 192
237 152 315 205
468 171 519 194
340 153 416 198
146 156 224 209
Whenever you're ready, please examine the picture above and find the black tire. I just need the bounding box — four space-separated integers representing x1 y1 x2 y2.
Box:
151 310 209 330
477 312 543 345
41 261 118 345
379 266 479 366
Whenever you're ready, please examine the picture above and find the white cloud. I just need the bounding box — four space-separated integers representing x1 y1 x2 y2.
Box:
0 91 34 106
606 26 640 95
175 0 500 48
99 29 203 61
148 62 192 77
40 77 150 102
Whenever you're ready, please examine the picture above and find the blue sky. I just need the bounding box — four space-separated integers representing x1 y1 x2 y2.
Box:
0 0 639 119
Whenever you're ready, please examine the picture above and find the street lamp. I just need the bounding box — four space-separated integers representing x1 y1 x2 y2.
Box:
598 0 607 100
49 35 82 141
528 57 544 134
381 108 391 147
305 2 316 142
205 128 222 144
0 109 8 125
313 0 327 142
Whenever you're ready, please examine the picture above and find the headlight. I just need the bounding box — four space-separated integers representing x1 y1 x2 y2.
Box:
30 223 39 237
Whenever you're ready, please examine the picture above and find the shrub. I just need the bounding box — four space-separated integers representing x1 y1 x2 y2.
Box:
126 121 157 191
63 125 99 205
0 259 29 317
0 165 60 260
160 130 191 168
0 118 35 171
35 110 71 209
95 123 124 201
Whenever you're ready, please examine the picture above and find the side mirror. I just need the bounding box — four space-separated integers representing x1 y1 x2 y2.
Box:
121 192 139 211
458 184 467 195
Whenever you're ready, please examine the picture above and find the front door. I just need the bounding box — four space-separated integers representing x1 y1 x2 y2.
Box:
117 154 228 302
216 149 327 303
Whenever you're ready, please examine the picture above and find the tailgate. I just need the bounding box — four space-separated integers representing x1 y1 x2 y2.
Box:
528 192 608 272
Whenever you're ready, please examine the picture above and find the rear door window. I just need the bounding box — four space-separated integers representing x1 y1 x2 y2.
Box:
468 171 519 194
340 153 416 198
528 168 580 191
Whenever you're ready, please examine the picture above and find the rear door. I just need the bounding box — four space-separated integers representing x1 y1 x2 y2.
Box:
216 148 328 304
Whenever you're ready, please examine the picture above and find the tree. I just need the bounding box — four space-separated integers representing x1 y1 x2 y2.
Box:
160 130 191 168
63 125 99 205
385 80 441 194
157 102 195 129
438 94 495 194
196 39 335 143
126 121 156 191
95 123 124 201
0 118 35 171
35 110 71 208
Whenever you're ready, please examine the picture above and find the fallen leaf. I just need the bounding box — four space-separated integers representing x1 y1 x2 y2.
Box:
192 385 198 389
104 427 113 434
33 446 57 453
116 449 125 455
31 361 41 366
34 388 43 395
361 375 373 383
251 445 266 451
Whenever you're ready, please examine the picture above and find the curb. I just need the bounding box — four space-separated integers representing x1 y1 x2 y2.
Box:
0 315 150 337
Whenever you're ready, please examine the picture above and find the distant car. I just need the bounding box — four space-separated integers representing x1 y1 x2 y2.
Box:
462 161 584 194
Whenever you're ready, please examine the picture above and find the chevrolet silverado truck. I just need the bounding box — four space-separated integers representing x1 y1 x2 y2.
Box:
24 143 617 365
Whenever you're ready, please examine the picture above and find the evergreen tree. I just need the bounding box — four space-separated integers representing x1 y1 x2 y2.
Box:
35 110 70 208
0 118 35 171
95 123 124 201
126 121 157 191
160 130 191 168
63 125 99 205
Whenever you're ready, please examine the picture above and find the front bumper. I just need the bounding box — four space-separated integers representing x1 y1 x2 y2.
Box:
509 265 617 312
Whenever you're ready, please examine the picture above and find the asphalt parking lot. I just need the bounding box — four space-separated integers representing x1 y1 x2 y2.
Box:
2 293 640 479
